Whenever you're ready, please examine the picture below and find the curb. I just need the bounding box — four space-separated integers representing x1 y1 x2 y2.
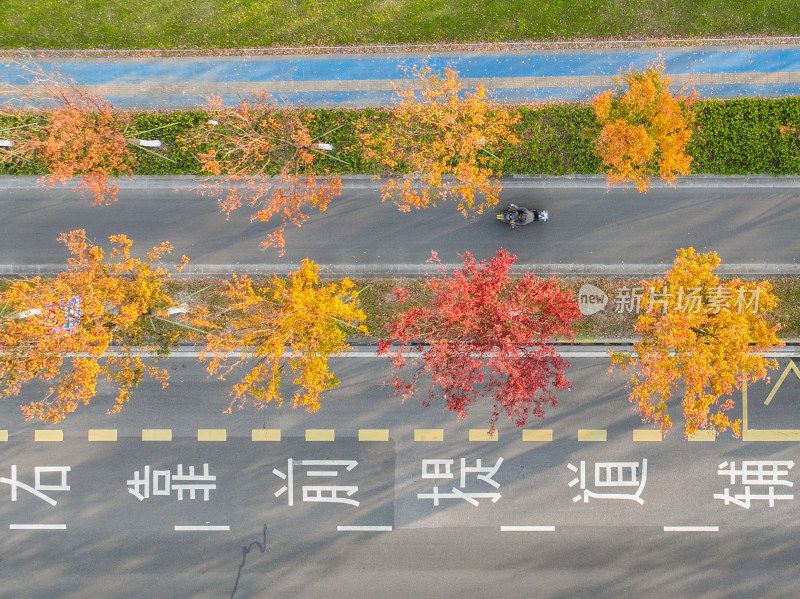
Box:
78 341 800 359
3 262 800 277
3 174 800 190
503 174 800 189
3 38 800 57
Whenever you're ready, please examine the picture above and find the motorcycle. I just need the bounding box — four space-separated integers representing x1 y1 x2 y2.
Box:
496 204 548 228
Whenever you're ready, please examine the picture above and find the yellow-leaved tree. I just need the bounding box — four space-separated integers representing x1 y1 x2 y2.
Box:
0 230 191 422
610 247 782 437
359 65 520 215
196 259 367 413
592 62 696 192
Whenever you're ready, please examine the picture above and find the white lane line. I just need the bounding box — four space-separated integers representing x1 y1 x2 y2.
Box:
174 525 230 531
664 526 719 532
337 525 393 532
10 524 66 530
500 525 556 532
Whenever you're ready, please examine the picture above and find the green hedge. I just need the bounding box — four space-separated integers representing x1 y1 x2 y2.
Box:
0 113 48 175
689 97 800 175
2 97 800 177
126 110 209 174
503 104 603 174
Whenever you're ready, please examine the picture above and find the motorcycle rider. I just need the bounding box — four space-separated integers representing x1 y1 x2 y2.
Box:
508 203 524 228
498 203 547 227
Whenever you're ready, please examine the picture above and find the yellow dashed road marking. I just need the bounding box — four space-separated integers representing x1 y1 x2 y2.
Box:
252 429 281 442
142 429 172 441
34 430 63 442
578 429 607 442
306 429 335 442
359 429 389 441
522 429 553 442
469 429 498 442
743 430 800 441
688 430 715 442
88 429 118 442
633 430 662 442
3 426 727 444
414 429 444 442
198 429 227 442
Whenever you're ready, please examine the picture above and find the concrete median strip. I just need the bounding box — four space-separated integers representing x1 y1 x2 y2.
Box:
6 343 796 359
4 174 800 191
5 261 800 278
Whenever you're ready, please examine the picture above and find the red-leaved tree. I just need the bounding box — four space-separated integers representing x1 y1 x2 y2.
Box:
378 250 580 431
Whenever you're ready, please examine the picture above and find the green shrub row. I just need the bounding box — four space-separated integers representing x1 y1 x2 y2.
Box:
126 110 209 174
689 97 800 175
2 97 799 177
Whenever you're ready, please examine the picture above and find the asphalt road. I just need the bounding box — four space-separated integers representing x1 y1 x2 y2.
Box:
3 179 800 597
3 356 800 598
1 183 799 274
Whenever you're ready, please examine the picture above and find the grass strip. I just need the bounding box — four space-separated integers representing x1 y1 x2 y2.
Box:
2 1 799 50
52 275 800 343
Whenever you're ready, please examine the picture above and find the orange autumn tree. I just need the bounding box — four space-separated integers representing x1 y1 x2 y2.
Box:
610 247 782 437
0 63 136 204
360 66 520 215
592 61 696 192
0 230 191 422
180 93 342 255
197 259 367 413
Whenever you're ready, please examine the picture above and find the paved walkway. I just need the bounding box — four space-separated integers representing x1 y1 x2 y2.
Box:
2 43 800 109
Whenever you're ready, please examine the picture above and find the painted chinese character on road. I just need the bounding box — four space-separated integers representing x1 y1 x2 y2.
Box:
273 459 359 507
417 457 503 506
713 460 794 508
568 459 647 504
127 463 216 501
0 465 71 505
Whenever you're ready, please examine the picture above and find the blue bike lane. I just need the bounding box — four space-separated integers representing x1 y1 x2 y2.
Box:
2 43 800 108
